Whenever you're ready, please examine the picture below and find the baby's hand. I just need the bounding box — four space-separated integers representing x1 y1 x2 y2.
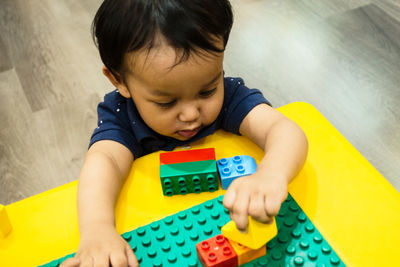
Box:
223 172 288 232
60 225 138 267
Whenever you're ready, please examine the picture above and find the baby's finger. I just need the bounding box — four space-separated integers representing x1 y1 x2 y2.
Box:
231 190 250 232
125 245 139 267
110 251 128 267
248 193 272 223
80 257 94 267
265 195 281 217
60 257 80 267
223 186 237 210
93 255 109 267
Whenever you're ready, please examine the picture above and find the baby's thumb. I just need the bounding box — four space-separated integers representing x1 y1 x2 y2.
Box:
126 245 140 267
223 188 237 210
60 257 80 267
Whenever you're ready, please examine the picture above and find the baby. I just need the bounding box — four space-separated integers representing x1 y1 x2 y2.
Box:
61 0 308 266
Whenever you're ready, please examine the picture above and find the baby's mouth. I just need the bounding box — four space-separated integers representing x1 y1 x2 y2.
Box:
176 126 201 138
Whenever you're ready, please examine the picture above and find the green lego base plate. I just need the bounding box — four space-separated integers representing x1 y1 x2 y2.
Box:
40 195 344 267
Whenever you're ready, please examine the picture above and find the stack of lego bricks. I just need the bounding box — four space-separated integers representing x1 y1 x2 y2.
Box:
159 148 219 196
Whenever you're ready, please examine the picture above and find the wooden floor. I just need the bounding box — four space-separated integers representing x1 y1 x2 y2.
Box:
1 0 399 205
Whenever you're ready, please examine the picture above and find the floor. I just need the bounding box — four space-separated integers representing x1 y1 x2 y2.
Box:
1 0 399 205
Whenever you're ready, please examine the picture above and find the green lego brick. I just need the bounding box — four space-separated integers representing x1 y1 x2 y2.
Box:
40 195 345 267
160 160 219 196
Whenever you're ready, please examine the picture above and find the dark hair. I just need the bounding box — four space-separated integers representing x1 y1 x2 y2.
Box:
92 0 233 77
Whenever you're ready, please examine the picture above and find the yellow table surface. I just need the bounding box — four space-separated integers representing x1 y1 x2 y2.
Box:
1 102 399 267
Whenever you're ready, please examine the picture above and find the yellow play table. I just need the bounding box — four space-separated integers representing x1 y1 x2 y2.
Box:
1 102 399 266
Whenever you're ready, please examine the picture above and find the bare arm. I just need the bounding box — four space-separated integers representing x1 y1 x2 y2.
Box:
239 104 308 185
78 140 133 233
62 140 138 267
223 104 308 231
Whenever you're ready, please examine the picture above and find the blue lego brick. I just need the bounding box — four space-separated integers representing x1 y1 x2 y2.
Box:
40 195 344 267
217 155 257 189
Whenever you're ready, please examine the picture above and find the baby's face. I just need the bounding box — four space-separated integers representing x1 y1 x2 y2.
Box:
122 43 224 141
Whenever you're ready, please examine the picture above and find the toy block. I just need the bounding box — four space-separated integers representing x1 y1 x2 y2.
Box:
228 239 266 265
160 160 219 196
0 204 12 238
196 234 238 267
221 217 277 250
41 195 345 267
217 155 257 189
160 148 216 165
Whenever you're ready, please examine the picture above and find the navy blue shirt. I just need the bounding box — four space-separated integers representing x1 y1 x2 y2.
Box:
89 77 270 159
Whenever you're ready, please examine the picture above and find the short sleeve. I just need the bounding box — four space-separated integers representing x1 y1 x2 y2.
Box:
89 91 140 158
221 77 271 134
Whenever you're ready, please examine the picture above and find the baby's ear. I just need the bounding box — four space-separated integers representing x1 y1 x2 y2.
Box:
102 66 131 98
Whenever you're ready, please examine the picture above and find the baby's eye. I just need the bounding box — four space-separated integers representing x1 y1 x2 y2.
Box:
155 99 176 109
199 88 217 98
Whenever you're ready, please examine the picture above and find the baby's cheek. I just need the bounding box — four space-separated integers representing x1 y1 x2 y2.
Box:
207 99 223 122
158 114 178 133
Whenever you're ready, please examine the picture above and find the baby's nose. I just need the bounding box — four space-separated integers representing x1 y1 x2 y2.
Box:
179 104 200 122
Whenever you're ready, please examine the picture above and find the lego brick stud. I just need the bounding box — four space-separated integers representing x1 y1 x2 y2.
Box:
196 234 238 267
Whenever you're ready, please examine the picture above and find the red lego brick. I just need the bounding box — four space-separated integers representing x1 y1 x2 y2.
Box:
160 148 216 165
196 234 238 267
